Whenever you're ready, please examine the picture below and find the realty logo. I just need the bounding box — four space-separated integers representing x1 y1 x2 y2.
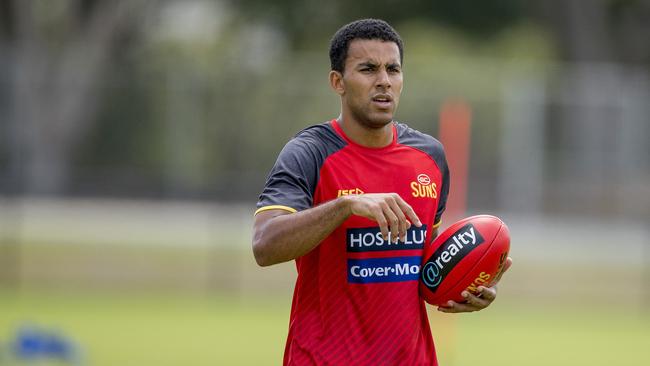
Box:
421 223 484 291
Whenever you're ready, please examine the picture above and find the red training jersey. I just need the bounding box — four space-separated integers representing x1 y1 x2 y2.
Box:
256 120 449 366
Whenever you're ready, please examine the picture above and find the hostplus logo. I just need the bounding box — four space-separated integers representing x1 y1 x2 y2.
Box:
421 224 484 291
346 225 427 253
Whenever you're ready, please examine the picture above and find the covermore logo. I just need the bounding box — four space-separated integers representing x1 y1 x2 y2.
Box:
421 223 484 292
348 256 421 284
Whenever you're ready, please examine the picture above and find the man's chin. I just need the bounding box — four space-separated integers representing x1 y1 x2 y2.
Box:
350 108 394 129
365 115 394 129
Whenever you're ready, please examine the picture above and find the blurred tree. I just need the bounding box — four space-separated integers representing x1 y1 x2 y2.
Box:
1 0 645 201
0 0 153 194
228 0 526 48
228 0 650 65
533 0 650 64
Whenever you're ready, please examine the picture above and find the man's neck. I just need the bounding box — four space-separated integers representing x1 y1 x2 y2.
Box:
337 116 393 148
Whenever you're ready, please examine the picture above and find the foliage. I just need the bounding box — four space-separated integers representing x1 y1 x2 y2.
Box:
230 0 526 48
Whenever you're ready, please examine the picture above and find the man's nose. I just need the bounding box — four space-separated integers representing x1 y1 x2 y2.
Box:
375 69 391 89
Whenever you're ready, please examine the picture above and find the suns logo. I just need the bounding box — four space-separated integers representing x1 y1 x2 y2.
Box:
417 174 431 185
411 173 437 198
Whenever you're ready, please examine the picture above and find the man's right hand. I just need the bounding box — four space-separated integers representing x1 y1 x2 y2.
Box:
253 193 422 267
344 193 422 243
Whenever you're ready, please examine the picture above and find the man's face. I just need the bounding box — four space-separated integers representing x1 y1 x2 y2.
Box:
335 39 403 129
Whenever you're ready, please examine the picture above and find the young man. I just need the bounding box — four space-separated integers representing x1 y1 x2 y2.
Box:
253 19 511 365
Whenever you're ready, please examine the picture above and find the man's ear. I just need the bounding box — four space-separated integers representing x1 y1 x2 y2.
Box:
329 70 345 96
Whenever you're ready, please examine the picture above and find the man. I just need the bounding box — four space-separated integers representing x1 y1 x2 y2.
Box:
253 18 512 365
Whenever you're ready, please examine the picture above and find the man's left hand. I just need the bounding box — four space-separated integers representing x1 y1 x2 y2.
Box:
437 256 512 313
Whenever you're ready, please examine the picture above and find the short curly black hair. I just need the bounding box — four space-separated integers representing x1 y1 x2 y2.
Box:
329 19 404 73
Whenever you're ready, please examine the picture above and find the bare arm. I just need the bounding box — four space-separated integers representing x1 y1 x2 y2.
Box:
252 193 422 267
252 197 351 267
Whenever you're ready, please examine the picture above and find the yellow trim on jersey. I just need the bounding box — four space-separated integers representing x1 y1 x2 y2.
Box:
432 220 442 229
254 205 298 216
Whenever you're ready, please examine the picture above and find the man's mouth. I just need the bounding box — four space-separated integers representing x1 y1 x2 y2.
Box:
371 94 393 108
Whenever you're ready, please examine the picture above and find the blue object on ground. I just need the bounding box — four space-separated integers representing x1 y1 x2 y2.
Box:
13 324 84 365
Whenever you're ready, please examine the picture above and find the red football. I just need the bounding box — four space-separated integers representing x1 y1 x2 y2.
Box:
419 215 510 306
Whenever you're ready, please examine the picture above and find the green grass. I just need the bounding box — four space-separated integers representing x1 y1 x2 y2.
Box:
1 290 648 366
438 303 650 366
0 290 290 366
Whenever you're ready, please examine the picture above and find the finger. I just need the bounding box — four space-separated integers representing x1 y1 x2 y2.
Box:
380 202 400 242
462 290 490 309
437 300 480 313
393 195 422 227
494 257 513 283
386 197 408 242
372 206 390 241
476 286 497 302
502 257 513 274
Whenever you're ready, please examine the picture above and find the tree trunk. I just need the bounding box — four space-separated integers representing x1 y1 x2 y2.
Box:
7 0 149 194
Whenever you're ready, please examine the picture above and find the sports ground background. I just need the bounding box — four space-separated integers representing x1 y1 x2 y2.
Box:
1 200 648 365
1 1 650 365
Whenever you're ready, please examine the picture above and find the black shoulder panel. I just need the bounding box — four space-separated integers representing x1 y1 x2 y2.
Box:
395 122 450 225
256 122 347 212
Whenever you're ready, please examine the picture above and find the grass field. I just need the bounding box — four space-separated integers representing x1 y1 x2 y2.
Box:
1 289 649 366
1 201 649 365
